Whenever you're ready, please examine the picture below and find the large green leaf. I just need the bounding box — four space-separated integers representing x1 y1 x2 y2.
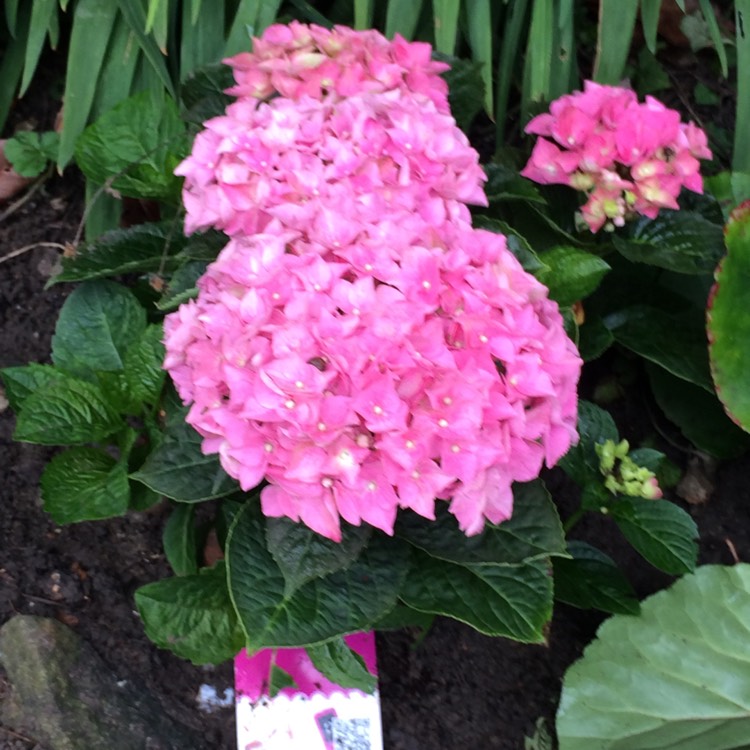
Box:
75 91 185 201
307 638 377 693
20 0 57 96
400 552 553 642
14 376 124 445
536 246 610 307
605 304 714 392
483 163 545 204
612 210 725 275
396 480 566 566
611 497 698 575
123 324 166 407
135 562 245 664
54 222 187 283
436 52 484 134
51 281 146 378
648 364 750 458
559 401 618 488
472 216 546 273
553 541 639 615
265 519 371 594
130 395 238 503
0 364 69 412
708 203 750 431
226 503 409 649
40 447 130 524
557 564 750 750
163 503 199 576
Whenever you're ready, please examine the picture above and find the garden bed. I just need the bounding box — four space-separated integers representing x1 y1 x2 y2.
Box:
1 170 748 750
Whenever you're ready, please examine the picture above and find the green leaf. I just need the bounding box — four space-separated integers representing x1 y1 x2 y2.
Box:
648 364 750 458
432 0 460 55
163 503 199 576
179 62 234 125
396 480 566 566
268 664 296 697
385 0 424 39
51 280 146 378
553 541 640 615
20 0 57 96
226 502 409 649
40 447 130 524
465 0 493 114
372 602 435 631
612 210 725 275
593 0 639 84
612 497 698 575
116 0 175 98
640 0 662 53
353 0 373 29
265 519 371 595
0 363 69 411
734 0 750 174
400 553 553 642
536 247 610 307
75 91 185 201
525 0 553 104
131 394 239 503
3 131 58 177
559 401 618 487
307 638 377 693
605 304 714 391
123 324 166 407
472 216 547 273
483 163 545 203
577 313 614 362
135 562 245 664
155 261 206 311
557 564 750 750
54 221 187 283
708 204 750 431
14 376 124 445
435 53 484 133
179 0 225 81
57 0 119 167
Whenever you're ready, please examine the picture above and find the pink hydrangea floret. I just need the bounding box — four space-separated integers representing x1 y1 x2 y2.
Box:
165 23 582 541
521 81 712 232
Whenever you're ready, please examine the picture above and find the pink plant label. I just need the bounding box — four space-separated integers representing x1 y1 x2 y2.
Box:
235 632 383 750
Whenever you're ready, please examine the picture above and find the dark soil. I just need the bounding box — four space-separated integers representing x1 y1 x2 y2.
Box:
2 46 748 750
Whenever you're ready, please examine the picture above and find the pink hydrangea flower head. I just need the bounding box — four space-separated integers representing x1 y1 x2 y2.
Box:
166 24 582 541
522 81 712 232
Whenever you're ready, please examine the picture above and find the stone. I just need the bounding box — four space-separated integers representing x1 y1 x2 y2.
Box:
0 615 201 750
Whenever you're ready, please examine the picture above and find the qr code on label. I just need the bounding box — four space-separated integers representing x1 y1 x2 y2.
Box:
331 717 371 750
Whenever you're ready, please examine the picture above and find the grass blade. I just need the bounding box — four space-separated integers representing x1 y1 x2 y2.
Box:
47 5 60 48
735 0 750 173
433 0 461 55
90 15 140 117
525 0 553 103
145 0 169 54
385 0 424 39
179 0 225 81
20 0 56 96
593 0 639 84
57 0 119 167
465 0 494 115
495 0 529 143
285 0 333 27
550 0 576 99
640 0 662 54
117 0 175 97
0 2 29 131
697 0 728 78
354 0 374 30
256 0 285 36
5 0 19 37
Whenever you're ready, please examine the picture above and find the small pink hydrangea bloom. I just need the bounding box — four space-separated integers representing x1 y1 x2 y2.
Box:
165 23 582 541
521 81 712 232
